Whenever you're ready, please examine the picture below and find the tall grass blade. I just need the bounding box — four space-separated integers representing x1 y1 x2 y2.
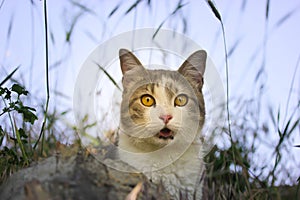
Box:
274 8 298 29
14 122 28 165
296 181 300 200
124 0 142 15
71 0 95 15
66 13 83 42
281 119 290 138
277 107 280 125
254 66 265 83
170 0 187 15
228 37 242 57
287 119 300 136
0 66 19 87
268 106 276 127
182 16 187 33
206 0 242 192
50 30 56 45
241 0 247 11
152 20 166 39
6 14 14 41
207 0 222 21
33 0 50 153
265 0 270 19
94 62 121 91
0 0 5 10
108 4 120 18
152 0 188 39
283 53 300 124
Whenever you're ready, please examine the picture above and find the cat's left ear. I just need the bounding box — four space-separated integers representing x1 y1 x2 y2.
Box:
178 50 207 85
119 49 144 75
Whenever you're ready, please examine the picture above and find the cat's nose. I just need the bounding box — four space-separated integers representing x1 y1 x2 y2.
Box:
159 114 173 124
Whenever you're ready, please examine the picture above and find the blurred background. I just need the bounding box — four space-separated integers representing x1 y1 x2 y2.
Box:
0 0 299 198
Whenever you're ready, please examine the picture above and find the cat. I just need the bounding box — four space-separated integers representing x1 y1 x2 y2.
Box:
117 48 207 199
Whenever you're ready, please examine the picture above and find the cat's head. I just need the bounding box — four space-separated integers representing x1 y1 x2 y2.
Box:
119 49 206 152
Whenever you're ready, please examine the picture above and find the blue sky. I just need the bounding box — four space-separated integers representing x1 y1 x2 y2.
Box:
0 0 299 185
1 0 299 109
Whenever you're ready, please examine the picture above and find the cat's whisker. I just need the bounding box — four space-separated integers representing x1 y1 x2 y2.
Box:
177 127 198 142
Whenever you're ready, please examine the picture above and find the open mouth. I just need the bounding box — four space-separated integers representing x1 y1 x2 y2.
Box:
157 128 174 140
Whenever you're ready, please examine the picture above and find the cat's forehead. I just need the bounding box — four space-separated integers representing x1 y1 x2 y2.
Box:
143 70 186 92
137 82 177 97
123 68 197 97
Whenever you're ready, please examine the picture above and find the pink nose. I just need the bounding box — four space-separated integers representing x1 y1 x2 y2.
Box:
159 115 173 124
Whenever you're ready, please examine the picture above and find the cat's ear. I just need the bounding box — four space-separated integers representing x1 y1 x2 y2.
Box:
119 49 144 75
178 50 207 85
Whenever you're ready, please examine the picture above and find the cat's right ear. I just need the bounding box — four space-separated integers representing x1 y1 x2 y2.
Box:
119 49 144 75
178 50 207 88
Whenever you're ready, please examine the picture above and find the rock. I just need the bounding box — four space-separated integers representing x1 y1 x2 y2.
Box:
0 148 170 200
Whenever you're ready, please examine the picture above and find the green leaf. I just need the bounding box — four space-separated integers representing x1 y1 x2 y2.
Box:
12 84 28 96
0 87 4 95
21 139 28 144
9 102 16 108
4 89 11 99
15 105 38 124
2 107 10 113
22 106 36 112
18 128 28 139
22 109 38 124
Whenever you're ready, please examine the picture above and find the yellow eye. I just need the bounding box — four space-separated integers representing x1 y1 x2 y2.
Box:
141 94 155 107
174 94 188 107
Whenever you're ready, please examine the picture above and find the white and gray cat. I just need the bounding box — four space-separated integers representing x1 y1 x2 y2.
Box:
117 49 207 199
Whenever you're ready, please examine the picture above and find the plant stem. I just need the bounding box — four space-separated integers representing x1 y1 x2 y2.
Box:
206 0 240 192
33 0 50 154
14 120 28 165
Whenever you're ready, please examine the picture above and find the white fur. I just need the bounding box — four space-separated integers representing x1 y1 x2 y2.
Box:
118 134 204 199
